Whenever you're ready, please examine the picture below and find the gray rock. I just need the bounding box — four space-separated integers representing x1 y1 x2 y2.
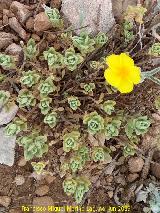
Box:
0 103 18 125
0 32 17 50
10 1 32 24
5 43 22 56
61 0 115 34
9 17 27 40
0 128 16 166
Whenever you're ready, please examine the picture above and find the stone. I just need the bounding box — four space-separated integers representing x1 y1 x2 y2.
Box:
34 12 52 32
0 103 18 125
33 196 53 213
61 0 115 34
9 209 21 213
0 0 12 12
0 128 16 166
10 1 32 23
26 17 34 30
18 157 27 167
35 185 49 196
0 32 17 50
3 14 9 25
5 43 22 56
31 34 41 41
0 196 11 207
9 17 27 40
13 175 25 186
128 157 144 173
45 175 56 184
127 173 139 182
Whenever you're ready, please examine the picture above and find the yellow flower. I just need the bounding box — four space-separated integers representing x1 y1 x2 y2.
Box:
104 53 141 93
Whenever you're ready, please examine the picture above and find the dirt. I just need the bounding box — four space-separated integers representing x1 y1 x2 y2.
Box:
0 0 160 213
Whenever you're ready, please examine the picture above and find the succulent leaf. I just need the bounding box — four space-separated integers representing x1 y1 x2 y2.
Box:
83 111 104 135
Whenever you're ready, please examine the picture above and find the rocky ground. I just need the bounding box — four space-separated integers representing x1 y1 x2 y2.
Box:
0 0 160 213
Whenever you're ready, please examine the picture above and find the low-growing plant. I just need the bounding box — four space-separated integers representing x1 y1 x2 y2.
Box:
123 145 136 157
1 3 159 205
17 133 48 161
63 131 80 152
104 119 121 140
17 90 36 108
0 54 15 69
5 117 27 136
43 47 64 70
80 83 95 94
31 161 47 175
20 70 40 87
24 38 38 60
72 32 95 55
70 156 83 173
125 116 151 138
38 76 56 97
44 111 58 128
38 97 52 115
0 90 10 108
43 5 63 29
100 100 116 115
63 48 83 71
68 96 81 111
95 32 108 47
149 43 160 57
83 111 104 135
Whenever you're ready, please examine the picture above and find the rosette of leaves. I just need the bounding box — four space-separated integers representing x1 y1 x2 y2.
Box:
124 4 147 24
81 83 95 94
92 147 105 162
43 47 63 69
38 97 52 115
38 77 56 97
5 117 27 136
123 21 134 43
24 38 37 60
31 161 47 175
155 96 160 110
77 145 90 163
100 100 116 115
125 116 151 138
149 43 160 57
44 111 58 128
70 156 83 173
0 90 10 108
20 70 40 87
0 54 15 69
63 48 83 71
17 133 48 161
83 111 104 135
63 131 80 152
68 96 81 111
104 119 121 140
123 145 135 157
44 6 63 28
74 177 91 204
95 32 108 47
63 178 77 196
72 32 95 55
17 90 36 108
90 58 105 70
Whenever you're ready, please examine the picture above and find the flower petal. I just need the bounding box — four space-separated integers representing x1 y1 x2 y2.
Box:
104 68 121 87
106 54 121 69
120 53 134 67
118 80 134 93
128 66 141 84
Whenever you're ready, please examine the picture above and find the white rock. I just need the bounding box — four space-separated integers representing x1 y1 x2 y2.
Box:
61 0 115 34
0 103 18 125
0 127 16 166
